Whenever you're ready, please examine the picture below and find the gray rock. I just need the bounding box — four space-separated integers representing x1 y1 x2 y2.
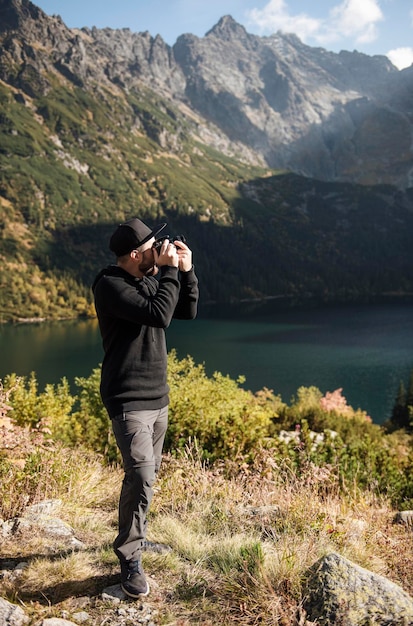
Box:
24 500 62 516
2 500 84 547
394 511 413 527
10 515 75 538
101 584 127 603
71 612 90 624
303 552 413 625
0 598 28 626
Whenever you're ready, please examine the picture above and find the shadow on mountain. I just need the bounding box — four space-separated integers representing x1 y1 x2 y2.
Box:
33 171 413 311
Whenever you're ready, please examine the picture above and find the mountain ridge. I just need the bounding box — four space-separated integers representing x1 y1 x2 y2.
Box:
1 0 413 322
2 0 412 186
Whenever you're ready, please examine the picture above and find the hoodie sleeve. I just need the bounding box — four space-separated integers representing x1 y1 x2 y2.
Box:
94 266 181 328
173 267 199 320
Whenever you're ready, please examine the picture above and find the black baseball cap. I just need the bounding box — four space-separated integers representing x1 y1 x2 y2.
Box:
109 218 167 256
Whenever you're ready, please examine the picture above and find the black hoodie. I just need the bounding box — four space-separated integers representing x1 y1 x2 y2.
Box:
92 264 199 418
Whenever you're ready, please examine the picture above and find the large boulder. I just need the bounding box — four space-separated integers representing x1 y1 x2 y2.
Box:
303 552 413 625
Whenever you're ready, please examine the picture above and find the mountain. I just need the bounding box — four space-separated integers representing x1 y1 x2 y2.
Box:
174 19 412 188
1 0 413 322
2 0 413 187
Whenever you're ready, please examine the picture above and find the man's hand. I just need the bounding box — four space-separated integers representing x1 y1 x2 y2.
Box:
153 239 179 268
174 239 192 272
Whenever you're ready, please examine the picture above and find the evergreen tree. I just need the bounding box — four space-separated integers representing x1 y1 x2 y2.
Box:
407 368 413 407
391 380 409 429
407 368 413 431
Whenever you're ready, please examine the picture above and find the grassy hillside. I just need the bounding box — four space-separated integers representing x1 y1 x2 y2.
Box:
2 77 413 322
0 78 270 320
1 356 413 624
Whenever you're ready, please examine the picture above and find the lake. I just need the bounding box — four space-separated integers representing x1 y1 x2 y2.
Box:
0 300 412 424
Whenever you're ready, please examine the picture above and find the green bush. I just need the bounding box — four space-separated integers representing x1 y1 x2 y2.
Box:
72 367 119 462
166 350 284 461
4 373 75 433
3 354 413 508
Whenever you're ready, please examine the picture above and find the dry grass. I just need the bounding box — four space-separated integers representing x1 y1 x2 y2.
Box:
1 445 412 625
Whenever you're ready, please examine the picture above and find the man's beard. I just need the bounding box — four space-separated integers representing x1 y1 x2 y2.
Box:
139 256 159 277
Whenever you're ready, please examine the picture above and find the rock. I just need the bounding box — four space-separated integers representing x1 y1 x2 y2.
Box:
7 514 74 538
0 598 28 626
101 584 126 603
1 499 85 548
11 563 29 577
279 429 337 448
24 500 62 515
303 552 413 625
394 510 413 527
70 612 90 623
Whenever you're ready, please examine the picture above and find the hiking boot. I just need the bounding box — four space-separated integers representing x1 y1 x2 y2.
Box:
120 559 150 598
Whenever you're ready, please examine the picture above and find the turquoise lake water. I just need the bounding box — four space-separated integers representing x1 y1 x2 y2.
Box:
1 301 412 424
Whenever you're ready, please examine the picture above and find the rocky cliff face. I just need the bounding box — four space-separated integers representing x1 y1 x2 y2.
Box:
1 0 413 188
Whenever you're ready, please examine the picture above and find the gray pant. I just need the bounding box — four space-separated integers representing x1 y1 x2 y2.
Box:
111 406 168 563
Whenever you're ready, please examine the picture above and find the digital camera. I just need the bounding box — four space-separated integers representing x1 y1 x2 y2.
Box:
152 234 186 254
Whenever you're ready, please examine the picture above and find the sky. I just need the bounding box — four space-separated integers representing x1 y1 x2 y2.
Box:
33 0 413 70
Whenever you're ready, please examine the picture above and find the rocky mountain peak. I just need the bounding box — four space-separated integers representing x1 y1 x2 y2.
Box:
0 0 42 32
205 15 249 41
1 0 413 187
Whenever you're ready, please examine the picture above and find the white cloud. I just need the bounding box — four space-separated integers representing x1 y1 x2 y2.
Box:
387 47 413 70
247 0 321 41
246 0 383 48
329 0 383 42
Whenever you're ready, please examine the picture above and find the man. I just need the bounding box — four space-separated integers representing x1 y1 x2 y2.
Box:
92 217 199 598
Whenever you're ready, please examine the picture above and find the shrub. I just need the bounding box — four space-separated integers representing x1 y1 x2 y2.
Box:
2 355 413 508
72 367 119 462
166 350 284 461
4 373 75 435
